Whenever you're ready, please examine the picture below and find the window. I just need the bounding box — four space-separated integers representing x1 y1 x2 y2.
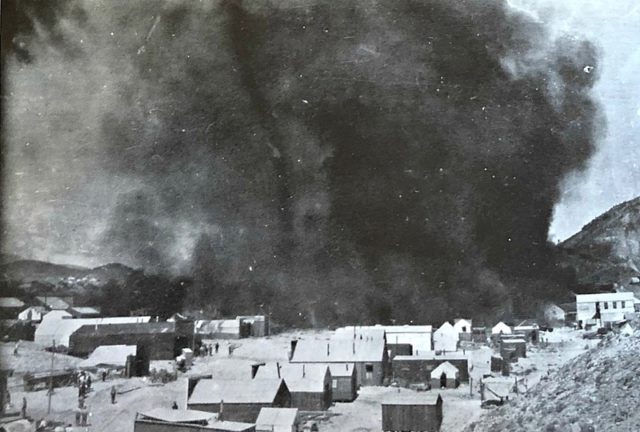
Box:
332 379 337 389
604 302 609 309
613 302 618 309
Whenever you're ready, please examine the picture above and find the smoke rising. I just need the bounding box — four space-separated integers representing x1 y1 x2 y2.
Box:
2 0 602 324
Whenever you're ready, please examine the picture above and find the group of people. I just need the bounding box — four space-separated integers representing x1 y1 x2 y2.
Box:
196 342 219 356
77 371 92 398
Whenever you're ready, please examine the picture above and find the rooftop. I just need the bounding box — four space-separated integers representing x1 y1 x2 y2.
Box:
254 363 329 392
189 379 286 405
255 408 298 427
36 296 70 310
138 408 216 424
291 337 386 363
74 321 175 336
431 361 459 377
575 292 636 302
0 297 25 308
79 344 137 369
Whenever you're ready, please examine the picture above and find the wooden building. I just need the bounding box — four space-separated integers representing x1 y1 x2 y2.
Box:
433 322 458 353
255 408 299 432
254 363 332 411
290 337 388 387
381 393 443 432
429 362 459 389
69 320 194 360
392 353 469 387
134 408 255 432
576 292 636 328
187 379 291 423
326 363 358 402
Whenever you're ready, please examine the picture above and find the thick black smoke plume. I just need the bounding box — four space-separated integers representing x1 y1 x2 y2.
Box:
2 0 601 324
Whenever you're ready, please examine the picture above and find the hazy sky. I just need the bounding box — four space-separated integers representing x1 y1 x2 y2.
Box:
511 0 640 242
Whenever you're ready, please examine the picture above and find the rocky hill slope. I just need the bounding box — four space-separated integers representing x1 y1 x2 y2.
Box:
466 328 640 432
559 197 640 286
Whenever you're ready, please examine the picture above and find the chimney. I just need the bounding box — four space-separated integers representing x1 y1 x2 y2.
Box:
302 364 306 378
276 362 281 379
219 400 224 421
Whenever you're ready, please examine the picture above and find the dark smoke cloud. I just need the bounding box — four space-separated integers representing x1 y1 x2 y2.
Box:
2 0 602 323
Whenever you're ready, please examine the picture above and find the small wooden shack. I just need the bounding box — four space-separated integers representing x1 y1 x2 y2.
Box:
430 362 459 389
381 393 443 432
255 408 299 432
254 363 332 411
326 363 358 402
187 379 291 423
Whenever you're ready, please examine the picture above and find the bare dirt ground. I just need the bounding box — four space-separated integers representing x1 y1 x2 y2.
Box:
2 328 595 432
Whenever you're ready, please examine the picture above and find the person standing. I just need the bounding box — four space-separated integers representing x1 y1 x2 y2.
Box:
21 397 27 418
214 342 219 354
110 385 117 404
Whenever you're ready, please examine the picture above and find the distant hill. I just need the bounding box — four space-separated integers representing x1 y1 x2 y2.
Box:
558 196 640 286
0 259 135 285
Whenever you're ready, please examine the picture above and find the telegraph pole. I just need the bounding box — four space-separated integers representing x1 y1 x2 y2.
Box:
47 339 55 414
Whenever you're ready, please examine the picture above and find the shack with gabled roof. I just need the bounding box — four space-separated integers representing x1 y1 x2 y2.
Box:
187 379 291 423
254 363 332 411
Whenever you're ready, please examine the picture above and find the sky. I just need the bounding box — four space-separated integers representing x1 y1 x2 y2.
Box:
1 0 638 272
510 0 640 242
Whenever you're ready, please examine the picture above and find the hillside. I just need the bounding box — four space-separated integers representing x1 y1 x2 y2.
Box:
0 259 135 285
558 196 640 286
465 327 640 432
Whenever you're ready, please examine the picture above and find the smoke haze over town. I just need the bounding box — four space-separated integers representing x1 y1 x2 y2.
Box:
3 0 636 323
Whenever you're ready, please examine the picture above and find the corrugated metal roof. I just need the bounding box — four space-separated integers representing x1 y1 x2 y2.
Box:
189 379 286 405
138 408 217 423
255 408 298 429
254 364 328 392
79 344 137 368
0 297 25 308
291 337 385 363
430 361 459 378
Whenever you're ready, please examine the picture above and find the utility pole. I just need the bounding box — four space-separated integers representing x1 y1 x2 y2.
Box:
47 339 55 414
